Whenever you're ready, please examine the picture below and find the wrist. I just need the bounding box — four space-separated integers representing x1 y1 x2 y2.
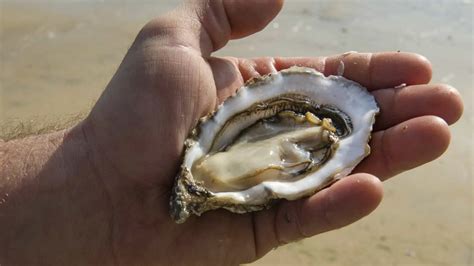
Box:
0 124 115 265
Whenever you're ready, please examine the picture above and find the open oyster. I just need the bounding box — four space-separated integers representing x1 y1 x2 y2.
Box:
170 66 379 223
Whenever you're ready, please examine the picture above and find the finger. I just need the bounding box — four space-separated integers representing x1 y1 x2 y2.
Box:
211 57 272 104
373 84 464 130
213 52 436 109
140 0 283 56
355 115 451 180
208 57 246 105
323 52 432 89
210 56 461 127
272 52 432 90
252 174 383 258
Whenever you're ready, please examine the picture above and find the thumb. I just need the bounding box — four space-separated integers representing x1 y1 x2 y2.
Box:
139 0 284 56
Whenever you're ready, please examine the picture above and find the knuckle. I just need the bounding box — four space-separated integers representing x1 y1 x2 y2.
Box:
274 201 308 245
379 129 398 178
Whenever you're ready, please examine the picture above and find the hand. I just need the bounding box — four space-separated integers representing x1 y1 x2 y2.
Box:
81 0 463 265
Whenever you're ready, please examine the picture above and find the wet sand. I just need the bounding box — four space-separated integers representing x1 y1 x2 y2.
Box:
1 1 472 265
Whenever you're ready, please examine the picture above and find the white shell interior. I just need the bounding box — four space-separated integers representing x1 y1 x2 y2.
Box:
184 68 378 205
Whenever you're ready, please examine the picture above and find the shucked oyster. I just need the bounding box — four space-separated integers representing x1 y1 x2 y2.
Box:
170 66 379 223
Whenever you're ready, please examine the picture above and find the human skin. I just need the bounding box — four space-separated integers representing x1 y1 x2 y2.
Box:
0 0 464 265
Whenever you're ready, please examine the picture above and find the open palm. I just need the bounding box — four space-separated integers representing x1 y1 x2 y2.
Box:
81 0 463 265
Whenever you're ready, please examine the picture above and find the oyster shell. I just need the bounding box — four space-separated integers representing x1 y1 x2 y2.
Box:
170 66 379 223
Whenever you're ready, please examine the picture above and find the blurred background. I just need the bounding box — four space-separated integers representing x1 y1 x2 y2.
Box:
1 0 472 265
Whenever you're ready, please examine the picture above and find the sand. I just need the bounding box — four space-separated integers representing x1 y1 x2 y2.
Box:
1 1 472 265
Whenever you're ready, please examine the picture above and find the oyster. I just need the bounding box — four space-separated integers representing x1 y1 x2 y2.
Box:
170 66 379 223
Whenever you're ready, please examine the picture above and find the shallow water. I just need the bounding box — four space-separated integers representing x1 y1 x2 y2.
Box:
1 0 472 265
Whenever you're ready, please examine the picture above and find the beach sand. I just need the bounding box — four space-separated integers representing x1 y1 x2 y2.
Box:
1 1 472 265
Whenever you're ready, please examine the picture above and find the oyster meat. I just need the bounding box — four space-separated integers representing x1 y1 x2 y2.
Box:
170 66 379 223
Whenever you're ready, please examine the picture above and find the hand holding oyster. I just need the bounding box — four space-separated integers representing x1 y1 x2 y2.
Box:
171 67 379 223
1 0 464 265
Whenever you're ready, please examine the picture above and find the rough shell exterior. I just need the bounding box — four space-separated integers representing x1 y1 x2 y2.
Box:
170 66 379 223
